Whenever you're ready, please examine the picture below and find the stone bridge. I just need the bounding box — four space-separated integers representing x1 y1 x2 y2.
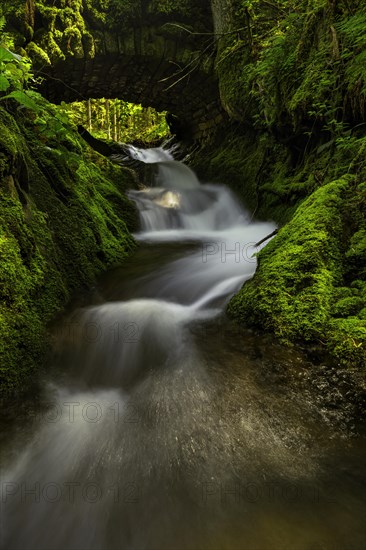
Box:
16 0 228 141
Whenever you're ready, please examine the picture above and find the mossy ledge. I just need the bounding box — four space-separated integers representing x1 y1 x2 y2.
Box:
0 102 137 395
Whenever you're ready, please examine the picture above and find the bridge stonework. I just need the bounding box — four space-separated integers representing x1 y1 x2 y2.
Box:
18 0 229 141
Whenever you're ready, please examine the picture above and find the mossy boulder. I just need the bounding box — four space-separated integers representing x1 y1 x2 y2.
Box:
228 176 366 367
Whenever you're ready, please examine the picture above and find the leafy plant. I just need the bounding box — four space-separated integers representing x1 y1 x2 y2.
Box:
0 15 37 112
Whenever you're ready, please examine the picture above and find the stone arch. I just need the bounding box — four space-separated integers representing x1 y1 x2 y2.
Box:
25 1 227 140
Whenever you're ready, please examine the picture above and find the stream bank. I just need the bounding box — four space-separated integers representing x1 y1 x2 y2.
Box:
191 122 366 371
0 102 137 394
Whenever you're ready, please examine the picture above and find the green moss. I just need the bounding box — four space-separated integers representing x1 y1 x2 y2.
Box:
327 318 366 368
33 29 65 63
61 26 84 57
82 30 95 58
24 0 93 63
227 175 365 367
345 228 366 280
0 102 136 394
25 41 51 65
216 40 254 121
332 296 364 317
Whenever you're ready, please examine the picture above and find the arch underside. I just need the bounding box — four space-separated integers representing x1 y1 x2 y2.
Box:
40 52 225 140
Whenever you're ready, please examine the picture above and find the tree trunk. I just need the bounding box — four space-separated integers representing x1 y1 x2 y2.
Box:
87 99 92 133
116 101 121 142
112 101 117 141
105 99 111 140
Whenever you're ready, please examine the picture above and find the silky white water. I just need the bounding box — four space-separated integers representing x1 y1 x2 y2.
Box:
127 147 275 312
50 149 276 387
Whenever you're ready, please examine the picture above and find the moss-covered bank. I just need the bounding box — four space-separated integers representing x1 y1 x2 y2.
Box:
193 0 366 369
192 119 366 370
228 174 365 368
0 100 136 394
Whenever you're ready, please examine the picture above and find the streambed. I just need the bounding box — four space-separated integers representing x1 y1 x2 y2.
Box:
1 149 365 550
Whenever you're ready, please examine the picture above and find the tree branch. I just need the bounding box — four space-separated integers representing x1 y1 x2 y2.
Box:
254 229 278 248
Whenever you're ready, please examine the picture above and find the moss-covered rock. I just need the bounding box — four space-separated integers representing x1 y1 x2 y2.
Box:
0 102 136 394
194 118 366 368
227 175 366 368
25 40 51 65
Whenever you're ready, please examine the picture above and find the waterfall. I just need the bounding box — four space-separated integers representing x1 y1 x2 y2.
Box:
53 147 276 387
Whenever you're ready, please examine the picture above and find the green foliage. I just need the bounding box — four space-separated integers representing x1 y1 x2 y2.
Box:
336 13 366 90
0 14 44 123
62 98 170 144
217 1 366 131
1 89 40 110
0 37 33 94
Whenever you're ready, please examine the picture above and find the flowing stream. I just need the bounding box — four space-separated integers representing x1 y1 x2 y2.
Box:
1 148 365 550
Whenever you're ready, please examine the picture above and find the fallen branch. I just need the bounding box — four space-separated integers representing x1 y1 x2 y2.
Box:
254 229 278 248
162 23 248 37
